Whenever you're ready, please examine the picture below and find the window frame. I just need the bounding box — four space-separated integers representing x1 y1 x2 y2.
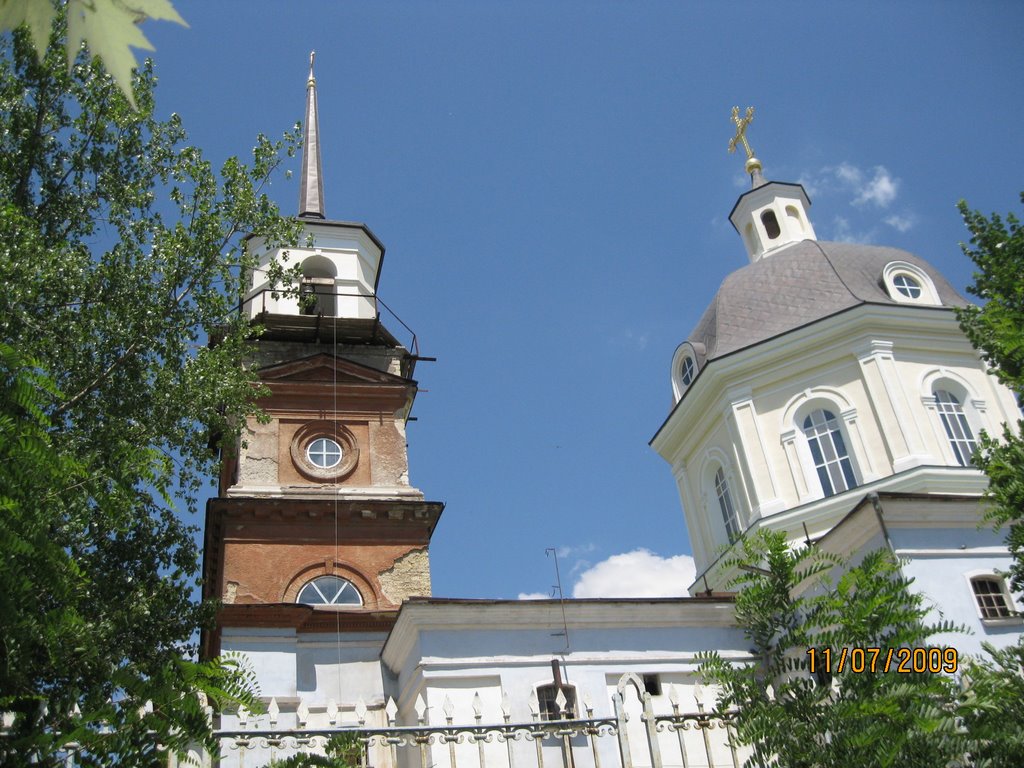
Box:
290 421 360 482
714 467 742 543
933 389 978 467
800 407 859 498
882 261 941 305
920 372 987 469
964 571 1020 626
296 574 364 607
670 342 704 402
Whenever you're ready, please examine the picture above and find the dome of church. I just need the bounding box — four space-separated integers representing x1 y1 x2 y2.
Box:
686 240 968 365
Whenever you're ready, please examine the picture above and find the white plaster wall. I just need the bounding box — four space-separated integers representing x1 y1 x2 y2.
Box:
890 526 1023 656
245 226 381 320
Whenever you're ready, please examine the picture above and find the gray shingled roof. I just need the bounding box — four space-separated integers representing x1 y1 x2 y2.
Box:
687 240 968 364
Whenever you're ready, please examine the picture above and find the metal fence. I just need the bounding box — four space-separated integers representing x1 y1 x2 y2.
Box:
194 674 748 768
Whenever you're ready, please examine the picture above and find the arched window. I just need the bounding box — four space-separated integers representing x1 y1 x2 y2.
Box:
715 468 741 543
934 389 978 467
300 255 337 316
297 575 363 606
970 575 1014 620
670 343 703 401
801 409 857 497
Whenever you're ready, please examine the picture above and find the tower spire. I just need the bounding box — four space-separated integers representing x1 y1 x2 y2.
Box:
298 51 326 219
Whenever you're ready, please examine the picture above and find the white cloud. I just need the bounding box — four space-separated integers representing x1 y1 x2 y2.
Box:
853 166 899 207
884 213 915 232
517 591 551 600
557 543 596 559
571 549 696 598
834 162 863 187
798 162 900 209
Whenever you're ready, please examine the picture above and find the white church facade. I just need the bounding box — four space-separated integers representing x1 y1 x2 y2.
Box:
198 69 1022 768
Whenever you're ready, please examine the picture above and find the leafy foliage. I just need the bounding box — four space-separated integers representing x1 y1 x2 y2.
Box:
698 530 969 768
0 11 299 766
957 639 1024 768
955 193 1024 593
266 733 364 768
0 0 186 106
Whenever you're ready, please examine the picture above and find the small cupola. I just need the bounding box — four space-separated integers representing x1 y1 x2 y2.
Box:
243 53 385 323
726 107 817 263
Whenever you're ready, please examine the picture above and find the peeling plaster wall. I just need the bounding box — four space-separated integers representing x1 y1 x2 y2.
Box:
238 420 280 486
379 548 431 603
370 416 411 487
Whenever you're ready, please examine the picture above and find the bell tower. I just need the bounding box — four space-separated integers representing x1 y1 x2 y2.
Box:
202 54 442 662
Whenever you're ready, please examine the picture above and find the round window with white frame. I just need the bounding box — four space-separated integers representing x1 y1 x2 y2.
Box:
291 421 360 482
882 261 940 305
306 437 343 469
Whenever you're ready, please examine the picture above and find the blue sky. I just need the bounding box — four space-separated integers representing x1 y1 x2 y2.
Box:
145 1 1024 600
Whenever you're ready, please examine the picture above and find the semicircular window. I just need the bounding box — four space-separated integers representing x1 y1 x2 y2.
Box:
297 575 363 606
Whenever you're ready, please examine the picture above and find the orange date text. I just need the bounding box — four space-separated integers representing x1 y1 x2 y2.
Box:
805 646 958 674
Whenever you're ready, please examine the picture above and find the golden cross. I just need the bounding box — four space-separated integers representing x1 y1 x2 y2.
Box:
728 106 756 160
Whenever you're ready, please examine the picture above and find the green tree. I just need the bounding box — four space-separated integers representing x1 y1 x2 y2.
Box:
0 0 186 106
0 13 300 767
955 193 1024 593
266 733 363 768
698 531 968 768
957 640 1024 767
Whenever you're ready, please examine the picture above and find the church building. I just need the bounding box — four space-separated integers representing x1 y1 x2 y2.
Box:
201 68 1021 768
650 108 1022 656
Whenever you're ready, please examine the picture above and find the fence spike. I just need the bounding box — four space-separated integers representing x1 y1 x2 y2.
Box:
237 704 249 727
296 699 309 727
327 698 339 725
268 697 279 726
385 696 399 724
554 688 568 718
414 693 428 723
528 688 539 717
693 682 705 707
442 696 454 720
501 690 511 719
472 692 483 718
667 684 679 707
355 697 368 725
581 696 598 720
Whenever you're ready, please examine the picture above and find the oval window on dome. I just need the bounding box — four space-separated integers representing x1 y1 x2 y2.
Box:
882 261 940 305
680 356 695 386
892 273 922 299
